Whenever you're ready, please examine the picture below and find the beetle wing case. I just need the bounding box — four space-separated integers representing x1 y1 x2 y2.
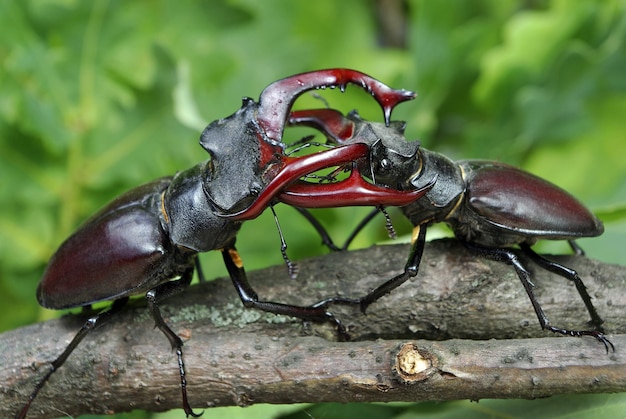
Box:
37 179 183 309
460 160 604 244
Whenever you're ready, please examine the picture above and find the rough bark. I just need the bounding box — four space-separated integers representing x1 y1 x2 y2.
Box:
2 239 625 418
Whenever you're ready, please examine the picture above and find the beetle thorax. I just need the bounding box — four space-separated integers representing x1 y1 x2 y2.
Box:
401 149 465 226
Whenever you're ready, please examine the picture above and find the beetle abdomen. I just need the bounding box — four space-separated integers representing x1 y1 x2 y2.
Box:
37 181 174 309
462 161 603 241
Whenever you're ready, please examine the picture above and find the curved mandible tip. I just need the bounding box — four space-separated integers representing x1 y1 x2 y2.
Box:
257 69 416 143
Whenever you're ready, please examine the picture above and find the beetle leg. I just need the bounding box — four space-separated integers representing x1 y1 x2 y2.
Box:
301 224 429 319
519 243 604 330
463 242 614 353
16 298 128 419
568 240 586 256
312 224 428 315
293 207 344 251
145 268 202 418
342 208 383 250
293 206 382 252
361 224 427 313
194 256 207 283
302 205 395 252
221 246 349 340
310 224 428 313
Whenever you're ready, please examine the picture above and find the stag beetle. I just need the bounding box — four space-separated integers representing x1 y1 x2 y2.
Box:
242 107 613 352
17 70 430 418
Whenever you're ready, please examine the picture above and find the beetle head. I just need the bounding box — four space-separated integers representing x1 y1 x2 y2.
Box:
369 138 422 190
344 111 423 190
200 98 285 214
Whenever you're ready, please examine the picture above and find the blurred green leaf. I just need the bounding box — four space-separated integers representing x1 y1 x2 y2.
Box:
1 0 624 418
597 205 626 223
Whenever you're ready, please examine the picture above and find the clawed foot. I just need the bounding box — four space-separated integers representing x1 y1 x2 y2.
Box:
545 326 615 353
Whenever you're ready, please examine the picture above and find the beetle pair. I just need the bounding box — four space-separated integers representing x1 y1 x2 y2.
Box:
16 70 430 418
17 68 611 418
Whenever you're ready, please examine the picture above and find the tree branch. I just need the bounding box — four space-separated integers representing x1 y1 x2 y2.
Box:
2 239 625 418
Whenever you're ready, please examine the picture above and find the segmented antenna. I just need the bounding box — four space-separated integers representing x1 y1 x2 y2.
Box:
379 206 397 240
286 140 333 154
287 141 348 184
310 92 331 109
270 205 299 279
286 135 318 150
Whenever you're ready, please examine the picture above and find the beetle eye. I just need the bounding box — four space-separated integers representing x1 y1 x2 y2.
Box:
379 158 392 171
227 187 260 214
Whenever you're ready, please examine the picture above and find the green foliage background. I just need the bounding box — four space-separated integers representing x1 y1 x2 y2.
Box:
1 0 625 418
